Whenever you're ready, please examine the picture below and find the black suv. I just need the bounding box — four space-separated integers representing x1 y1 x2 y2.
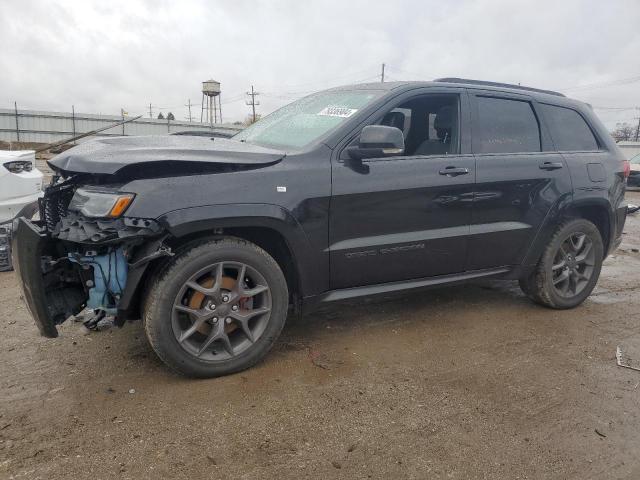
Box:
13 78 630 377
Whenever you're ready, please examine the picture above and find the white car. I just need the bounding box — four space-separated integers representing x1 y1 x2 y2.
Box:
629 153 640 187
0 150 44 271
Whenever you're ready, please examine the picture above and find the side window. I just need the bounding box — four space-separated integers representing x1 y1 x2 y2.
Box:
475 97 541 154
539 104 599 152
409 96 459 156
347 94 461 158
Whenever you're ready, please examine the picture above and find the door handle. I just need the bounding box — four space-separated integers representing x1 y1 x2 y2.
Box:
539 161 563 171
439 166 469 176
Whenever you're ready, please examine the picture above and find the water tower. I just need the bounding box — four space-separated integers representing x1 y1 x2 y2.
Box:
201 79 222 125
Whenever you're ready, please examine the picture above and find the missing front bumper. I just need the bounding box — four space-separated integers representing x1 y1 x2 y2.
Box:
13 216 171 337
12 218 87 337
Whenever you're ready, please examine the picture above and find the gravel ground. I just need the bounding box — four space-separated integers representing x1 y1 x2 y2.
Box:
1 191 639 480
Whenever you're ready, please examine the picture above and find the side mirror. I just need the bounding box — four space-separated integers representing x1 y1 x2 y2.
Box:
347 125 404 160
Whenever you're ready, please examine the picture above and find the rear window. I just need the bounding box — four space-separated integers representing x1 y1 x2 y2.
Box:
475 97 541 154
540 104 599 152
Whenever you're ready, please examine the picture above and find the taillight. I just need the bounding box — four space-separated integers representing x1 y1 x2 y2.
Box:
3 160 33 173
623 160 630 179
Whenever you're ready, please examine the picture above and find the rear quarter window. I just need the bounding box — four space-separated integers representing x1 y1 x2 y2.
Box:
540 104 599 152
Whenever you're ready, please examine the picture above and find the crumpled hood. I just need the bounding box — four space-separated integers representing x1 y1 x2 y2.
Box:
48 135 285 175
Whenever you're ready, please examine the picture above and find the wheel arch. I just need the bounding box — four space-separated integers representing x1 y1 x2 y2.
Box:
157 203 319 301
522 197 614 267
562 202 611 255
166 227 300 304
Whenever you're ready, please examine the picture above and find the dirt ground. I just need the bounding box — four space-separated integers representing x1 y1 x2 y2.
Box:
1 191 639 480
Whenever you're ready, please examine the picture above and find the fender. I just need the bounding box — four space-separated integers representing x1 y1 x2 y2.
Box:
157 203 326 297
521 195 616 267
569 195 626 255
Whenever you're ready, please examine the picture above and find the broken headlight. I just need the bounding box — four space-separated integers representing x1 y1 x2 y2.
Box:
68 188 135 218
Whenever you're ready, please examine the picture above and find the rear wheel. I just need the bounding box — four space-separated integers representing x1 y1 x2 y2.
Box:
519 219 603 309
144 237 288 377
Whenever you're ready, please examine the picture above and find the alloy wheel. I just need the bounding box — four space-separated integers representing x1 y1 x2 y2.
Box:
171 262 272 361
550 232 596 298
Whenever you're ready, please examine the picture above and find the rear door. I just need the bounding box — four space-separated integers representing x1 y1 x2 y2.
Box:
329 89 475 289
467 92 572 269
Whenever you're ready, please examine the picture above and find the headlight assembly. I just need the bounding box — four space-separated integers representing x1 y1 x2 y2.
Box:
68 188 135 218
3 160 33 173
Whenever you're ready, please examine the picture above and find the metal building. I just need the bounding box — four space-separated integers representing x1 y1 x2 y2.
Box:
0 108 242 144
617 141 640 160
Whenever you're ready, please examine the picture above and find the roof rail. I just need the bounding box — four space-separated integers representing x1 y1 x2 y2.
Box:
434 77 565 97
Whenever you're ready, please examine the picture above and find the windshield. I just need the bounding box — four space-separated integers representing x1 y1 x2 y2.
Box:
234 89 384 150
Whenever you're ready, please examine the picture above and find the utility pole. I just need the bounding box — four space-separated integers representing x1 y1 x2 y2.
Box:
381 63 385 83
71 105 76 144
148 103 153 119
185 99 193 122
246 85 260 123
635 107 640 142
14 101 20 142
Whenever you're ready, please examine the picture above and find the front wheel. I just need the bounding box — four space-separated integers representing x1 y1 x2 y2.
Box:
519 219 604 309
143 237 288 378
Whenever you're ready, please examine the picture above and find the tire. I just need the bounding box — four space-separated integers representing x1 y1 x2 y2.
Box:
143 237 288 378
519 219 604 309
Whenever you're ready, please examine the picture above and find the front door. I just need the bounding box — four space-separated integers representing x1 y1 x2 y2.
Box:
329 91 475 290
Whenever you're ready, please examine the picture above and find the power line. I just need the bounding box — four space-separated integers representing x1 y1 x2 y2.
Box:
592 105 637 111
255 66 383 96
142 69 386 123
609 117 640 123
351 74 382 84
385 68 640 94
263 74 382 99
221 94 246 105
558 74 640 92
385 65 427 79
264 66 380 91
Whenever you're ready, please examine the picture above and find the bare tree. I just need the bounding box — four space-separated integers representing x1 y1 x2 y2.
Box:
244 114 261 126
611 122 635 142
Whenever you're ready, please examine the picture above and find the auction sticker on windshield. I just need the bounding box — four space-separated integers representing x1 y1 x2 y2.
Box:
317 106 358 118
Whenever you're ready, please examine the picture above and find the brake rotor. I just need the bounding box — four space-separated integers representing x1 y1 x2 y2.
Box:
188 275 239 335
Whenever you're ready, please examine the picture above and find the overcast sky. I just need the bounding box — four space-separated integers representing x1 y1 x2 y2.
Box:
2 0 639 128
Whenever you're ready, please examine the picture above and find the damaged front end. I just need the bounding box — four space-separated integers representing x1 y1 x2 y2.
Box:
12 176 170 338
